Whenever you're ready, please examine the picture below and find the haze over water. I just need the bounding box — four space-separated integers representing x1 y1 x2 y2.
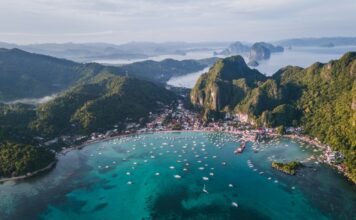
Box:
167 46 356 88
1 132 355 220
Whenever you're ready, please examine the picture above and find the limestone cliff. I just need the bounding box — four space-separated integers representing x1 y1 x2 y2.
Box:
190 56 266 114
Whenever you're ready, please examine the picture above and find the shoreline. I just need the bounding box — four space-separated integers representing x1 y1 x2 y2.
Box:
0 160 57 183
284 133 355 183
0 128 351 184
0 129 249 183
284 134 327 150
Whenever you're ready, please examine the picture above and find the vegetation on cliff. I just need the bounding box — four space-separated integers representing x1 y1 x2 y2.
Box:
191 52 356 183
190 56 266 119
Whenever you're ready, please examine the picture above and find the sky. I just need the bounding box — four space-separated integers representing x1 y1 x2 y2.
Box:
0 0 355 44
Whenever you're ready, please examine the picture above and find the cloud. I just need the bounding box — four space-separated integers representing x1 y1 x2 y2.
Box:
0 0 355 43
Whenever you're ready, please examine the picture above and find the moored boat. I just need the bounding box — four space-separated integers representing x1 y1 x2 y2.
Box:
234 142 246 154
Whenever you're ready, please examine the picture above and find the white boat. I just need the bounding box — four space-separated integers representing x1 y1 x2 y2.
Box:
232 202 238 207
174 175 181 179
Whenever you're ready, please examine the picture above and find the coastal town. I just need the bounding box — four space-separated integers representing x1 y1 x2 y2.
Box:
33 99 346 179
1 96 347 185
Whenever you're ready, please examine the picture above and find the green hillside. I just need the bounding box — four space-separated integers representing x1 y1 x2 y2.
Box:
0 49 179 177
120 58 217 83
31 73 176 135
191 52 356 182
0 73 176 177
0 103 37 143
0 103 55 178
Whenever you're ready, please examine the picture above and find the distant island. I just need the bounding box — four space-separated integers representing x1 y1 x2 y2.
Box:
249 42 284 61
214 41 284 63
0 41 228 62
1 37 356 63
276 37 356 47
214 41 250 56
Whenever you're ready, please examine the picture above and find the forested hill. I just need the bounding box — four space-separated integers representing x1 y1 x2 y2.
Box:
191 52 356 182
0 73 177 141
0 48 214 101
31 73 176 135
0 48 181 178
0 73 177 178
118 57 217 83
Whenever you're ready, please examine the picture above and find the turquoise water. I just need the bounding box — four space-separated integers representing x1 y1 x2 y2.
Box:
0 132 355 220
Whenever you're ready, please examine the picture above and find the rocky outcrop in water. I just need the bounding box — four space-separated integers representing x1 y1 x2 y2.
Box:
214 42 250 56
249 42 284 61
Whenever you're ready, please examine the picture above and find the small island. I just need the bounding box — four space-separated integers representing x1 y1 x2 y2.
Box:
271 161 303 175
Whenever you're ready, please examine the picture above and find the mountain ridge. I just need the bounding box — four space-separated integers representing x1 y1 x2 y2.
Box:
0 48 214 101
